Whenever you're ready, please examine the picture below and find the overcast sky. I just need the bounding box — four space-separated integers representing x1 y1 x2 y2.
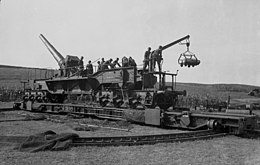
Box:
0 0 260 86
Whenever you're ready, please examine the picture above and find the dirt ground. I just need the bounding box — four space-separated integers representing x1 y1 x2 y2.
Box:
1 104 260 164
0 111 185 137
1 136 260 165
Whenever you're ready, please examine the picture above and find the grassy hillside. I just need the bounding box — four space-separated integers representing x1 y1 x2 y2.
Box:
176 83 259 100
0 65 57 89
175 82 260 109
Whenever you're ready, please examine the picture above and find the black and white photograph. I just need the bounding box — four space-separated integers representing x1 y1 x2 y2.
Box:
0 0 260 164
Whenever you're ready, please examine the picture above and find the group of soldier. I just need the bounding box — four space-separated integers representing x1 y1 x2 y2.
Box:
96 56 136 72
62 45 163 77
78 56 93 76
75 56 137 76
143 45 163 72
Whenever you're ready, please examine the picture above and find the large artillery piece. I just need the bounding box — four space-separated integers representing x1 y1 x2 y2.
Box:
15 34 257 135
27 34 194 110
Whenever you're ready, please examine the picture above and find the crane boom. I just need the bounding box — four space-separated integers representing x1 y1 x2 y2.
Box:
161 35 190 51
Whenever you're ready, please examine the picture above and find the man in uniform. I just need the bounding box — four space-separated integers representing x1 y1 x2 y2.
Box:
111 58 121 68
129 56 137 67
101 58 105 65
100 58 106 70
86 60 93 75
97 61 102 71
78 56 84 76
122 56 129 67
65 60 70 77
60 61 65 77
103 58 113 70
143 47 151 71
151 46 163 72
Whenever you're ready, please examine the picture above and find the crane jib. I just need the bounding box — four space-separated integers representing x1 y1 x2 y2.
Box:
161 35 190 51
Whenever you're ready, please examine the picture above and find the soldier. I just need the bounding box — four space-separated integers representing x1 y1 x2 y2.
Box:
122 56 129 67
103 58 113 70
151 46 163 72
65 60 70 77
100 58 106 70
86 60 93 75
143 47 151 71
111 58 121 68
129 56 136 67
101 58 105 65
97 61 102 71
78 56 84 76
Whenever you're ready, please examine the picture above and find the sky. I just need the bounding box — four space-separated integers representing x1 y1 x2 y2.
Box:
0 0 260 86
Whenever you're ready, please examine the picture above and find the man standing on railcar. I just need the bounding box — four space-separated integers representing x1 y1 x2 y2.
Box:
78 56 84 76
97 61 102 71
151 46 163 72
129 57 136 67
86 60 93 75
122 56 129 67
143 47 151 71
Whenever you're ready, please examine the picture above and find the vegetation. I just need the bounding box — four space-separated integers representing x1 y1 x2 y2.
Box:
175 82 260 110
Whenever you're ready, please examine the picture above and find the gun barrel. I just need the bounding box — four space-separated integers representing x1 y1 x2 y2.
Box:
39 34 65 63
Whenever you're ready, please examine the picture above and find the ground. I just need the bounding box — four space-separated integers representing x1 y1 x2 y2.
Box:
1 136 260 165
1 103 260 165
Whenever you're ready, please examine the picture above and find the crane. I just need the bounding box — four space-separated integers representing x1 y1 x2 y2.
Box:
149 35 197 72
146 35 200 89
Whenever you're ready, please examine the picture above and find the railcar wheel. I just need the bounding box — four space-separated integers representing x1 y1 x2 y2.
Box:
207 120 219 130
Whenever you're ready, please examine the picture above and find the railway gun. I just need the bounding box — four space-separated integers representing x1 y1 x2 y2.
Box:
13 34 258 135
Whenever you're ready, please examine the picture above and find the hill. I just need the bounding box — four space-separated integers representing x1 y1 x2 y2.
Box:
1 64 260 105
176 83 259 100
0 65 57 89
175 82 260 108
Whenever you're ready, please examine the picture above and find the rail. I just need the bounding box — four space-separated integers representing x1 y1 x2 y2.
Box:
71 129 228 146
0 130 228 147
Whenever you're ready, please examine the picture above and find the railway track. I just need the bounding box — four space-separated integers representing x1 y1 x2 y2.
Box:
71 130 228 147
0 130 228 147
1 108 229 147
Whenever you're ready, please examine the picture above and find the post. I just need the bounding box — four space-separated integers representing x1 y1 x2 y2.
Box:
172 75 174 91
175 70 179 90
